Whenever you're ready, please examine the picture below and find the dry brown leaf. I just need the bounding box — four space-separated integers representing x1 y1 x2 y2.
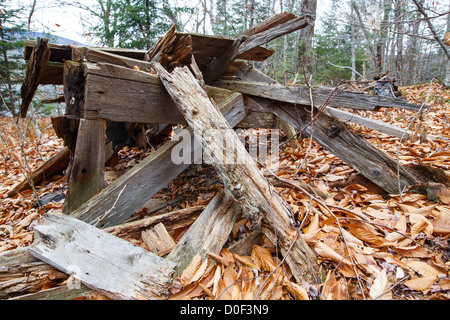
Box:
405 260 444 278
344 220 393 247
303 212 320 234
320 270 348 300
251 245 277 272
438 278 450 291
207 251 231 266
180 252 202 287
190 257 210 284
431 209 450 235
369 269 391 300
286 282 309 300
395 214 408 232
404 276 438 292
314 241 352 266
409 213 433 236
212 265 222 297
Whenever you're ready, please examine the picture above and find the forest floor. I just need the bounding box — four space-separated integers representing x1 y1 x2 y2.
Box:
0 82 449 300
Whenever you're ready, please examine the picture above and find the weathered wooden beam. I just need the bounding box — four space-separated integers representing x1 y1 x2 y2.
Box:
77 48 154 71
68 90 245 228
214 80 425 111
226 67 421 194
30 213 176 300
271 101 419 193
167 191 241 276
104 206 204 238
62 119 105 214
8 285 93 300
23 40 71 63
152 62 319 284
0 247 93 300
20 38 51 118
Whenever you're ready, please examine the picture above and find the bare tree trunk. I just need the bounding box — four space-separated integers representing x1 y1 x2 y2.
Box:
412 0 450 61
406 9 421 84
27 0 37 40
296 0 317 81
444 1 450 86
394 0 404 85
350 0 356 81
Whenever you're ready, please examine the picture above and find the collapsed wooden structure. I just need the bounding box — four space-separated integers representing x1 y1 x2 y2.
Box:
3 12 445 300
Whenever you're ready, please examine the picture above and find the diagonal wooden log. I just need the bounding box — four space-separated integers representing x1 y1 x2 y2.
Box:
68 91 246 228
30 214 176 300
152 61 319 284
203 13 309 84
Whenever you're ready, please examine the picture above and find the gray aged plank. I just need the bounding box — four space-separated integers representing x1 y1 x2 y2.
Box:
30 214 176 300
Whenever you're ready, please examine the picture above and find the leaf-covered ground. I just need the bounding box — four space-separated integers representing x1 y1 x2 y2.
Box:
0 83 449 300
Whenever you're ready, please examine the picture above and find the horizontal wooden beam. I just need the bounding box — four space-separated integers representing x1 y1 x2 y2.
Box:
214 80 425 111
82 62 255 125
324 107 435 141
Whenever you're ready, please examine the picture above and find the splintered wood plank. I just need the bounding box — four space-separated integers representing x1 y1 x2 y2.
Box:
82 48 153 71
167 191 241 275
105 206 204 238
142 223 176 257
203 14 308 84
324 107 435 141
152 62 319 284
20 38 51 117
145 24 192 70
30 214 176 300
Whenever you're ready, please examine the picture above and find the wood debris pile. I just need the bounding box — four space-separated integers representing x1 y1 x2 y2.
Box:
1 12 449 300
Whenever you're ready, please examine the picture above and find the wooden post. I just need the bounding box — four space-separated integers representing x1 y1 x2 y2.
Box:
63 119 105 214
152 62 319 284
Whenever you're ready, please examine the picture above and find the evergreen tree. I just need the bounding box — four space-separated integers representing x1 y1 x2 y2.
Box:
0 2 26 116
